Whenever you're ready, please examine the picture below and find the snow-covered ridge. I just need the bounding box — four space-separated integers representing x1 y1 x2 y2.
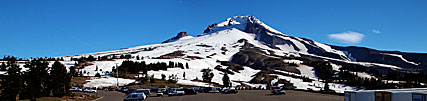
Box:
383 53 419 66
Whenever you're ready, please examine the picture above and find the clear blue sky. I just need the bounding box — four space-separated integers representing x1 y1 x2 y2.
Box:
1 0 427 58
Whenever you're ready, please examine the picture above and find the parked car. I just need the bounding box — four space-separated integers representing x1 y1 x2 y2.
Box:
183 88 198 95
122 88 135 94
168 90 185 96
208 89 220 93
157 90 163 96
134 89 152 97
222 88 238 94
271 89 286 95
83 87 97 93
124 93 146 101
121 87 130 92
69 87 82 92
199 87 214 93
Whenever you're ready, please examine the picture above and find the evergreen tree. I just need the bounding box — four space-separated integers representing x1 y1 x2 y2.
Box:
69 66 77 77
168 74 178 83
314 62 334 80
209 72 214 83
0 62 6 71
50 61 70 97
79 71 83 77
161 74 166 80
1 61 23 100
112 66 116 73
183 72 186 80
23 60 50 99
202 68 214 83
150 74 156 83
95 73 101 77
324 81 330 91
87 55 96 61
222 73 230 87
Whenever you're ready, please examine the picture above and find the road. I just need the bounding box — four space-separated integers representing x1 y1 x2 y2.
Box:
96 90 127 101
145 90 343 101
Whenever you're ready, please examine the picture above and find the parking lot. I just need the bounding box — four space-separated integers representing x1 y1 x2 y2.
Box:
145 90 343 101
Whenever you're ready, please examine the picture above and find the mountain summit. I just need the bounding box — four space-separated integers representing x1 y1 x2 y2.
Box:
203 16 284 35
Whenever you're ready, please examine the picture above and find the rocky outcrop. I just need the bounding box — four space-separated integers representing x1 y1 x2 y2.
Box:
203 23 218 33
230 42 301 74
162 32 189 43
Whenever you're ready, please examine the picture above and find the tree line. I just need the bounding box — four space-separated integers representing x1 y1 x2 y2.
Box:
1 59 71 100
114 60 189 75
305 61 427 91
0 56 64 62
71 54 142 62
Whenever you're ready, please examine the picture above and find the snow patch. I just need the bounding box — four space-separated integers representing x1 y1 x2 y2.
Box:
84 77 135 88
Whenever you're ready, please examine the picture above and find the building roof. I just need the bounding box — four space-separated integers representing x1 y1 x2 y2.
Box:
346 88 427 93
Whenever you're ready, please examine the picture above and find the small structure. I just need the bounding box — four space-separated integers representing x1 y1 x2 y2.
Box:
345 88 427 101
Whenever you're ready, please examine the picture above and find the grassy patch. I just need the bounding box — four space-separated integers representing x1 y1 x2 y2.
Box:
71 77 90 87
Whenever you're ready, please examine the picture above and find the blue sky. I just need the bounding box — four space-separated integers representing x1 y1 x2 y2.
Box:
1 0 427 58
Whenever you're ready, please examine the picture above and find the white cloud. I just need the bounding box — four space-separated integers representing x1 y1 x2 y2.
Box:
328 31 365 44
372 29 381 34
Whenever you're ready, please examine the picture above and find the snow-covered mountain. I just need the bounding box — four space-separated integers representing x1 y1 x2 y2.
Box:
58 16 427 93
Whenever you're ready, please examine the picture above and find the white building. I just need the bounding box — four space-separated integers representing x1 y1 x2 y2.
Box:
345 88 427 101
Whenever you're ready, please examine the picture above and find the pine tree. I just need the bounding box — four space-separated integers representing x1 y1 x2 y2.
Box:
50 61 70 97
183 72 186 80
0 62 6 71
23 60 50 99
69 66 77 77
150 74 155 83
222 73 230 87
79 71 83 77
202 68 214 83
112 66 116 73
324 81 330 91
1 61 23 100
161 74 166 80
95 73 101 77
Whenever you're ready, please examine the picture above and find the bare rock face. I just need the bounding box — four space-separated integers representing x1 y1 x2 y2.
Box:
162 32 189 43
203 23 218 33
